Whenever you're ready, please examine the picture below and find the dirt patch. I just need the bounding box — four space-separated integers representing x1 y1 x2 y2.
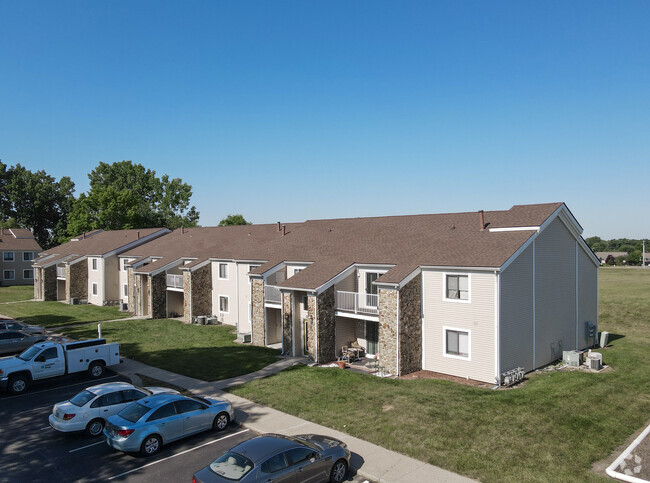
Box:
398 370 492 387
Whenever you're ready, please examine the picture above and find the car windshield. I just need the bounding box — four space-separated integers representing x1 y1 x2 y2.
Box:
70 390 97 407
209 452 254 481
118 402 150 423
17 346 41 361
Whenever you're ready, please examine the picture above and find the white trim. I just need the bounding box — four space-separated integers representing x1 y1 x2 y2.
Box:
442 326 471 361
218 263 229 280
575 242 579 350
420 265 499 272
144 259 184 277
123 284 128 298
606 422 650 483
397 267 421 289
218 295 230 314
396 288 400 376
183 258 211 272
334 310 379 321
488 226 539 232
532 240 536 368
442 272 471 303
91 258 98 271
3 269 15 280
494 271 500 382
312 264 356 295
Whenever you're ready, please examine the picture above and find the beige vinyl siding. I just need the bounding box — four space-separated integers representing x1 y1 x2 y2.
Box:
499 244 534 372
87 258 104 304
286 264 308 278
534 218 576 366
211 261 238 326
578 247 598 349
237 263 253 334
334 271 357 293
104 255 119 302
118 258 130 304
335 316 357 358
422 269 496 383
266 268 286 286
291 292 309 356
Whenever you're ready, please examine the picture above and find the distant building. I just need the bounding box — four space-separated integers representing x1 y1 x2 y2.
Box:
595 251 628 265
0 228 42 286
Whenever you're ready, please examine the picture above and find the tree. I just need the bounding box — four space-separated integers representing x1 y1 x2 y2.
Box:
0 161 75 248
627 250 642 266
605 254 616 266
218 214 251 226
66 161 199 236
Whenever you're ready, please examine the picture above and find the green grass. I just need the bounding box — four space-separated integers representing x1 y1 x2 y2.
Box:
60 319 282 381
230 268 650 482
0 285 34 303
0 301 129 328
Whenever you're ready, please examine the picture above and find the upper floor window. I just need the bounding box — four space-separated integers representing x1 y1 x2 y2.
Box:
3 252 14 262
218 263 228 280
23 252 34 261
445 274 469 302
92 258 98 271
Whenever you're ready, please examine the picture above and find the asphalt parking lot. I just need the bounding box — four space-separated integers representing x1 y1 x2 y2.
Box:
0 369 370 482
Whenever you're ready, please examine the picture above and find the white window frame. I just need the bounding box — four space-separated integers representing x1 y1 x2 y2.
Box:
442 326 471 361
219 295 230 314
3 269 15 280
23 252 34 262
3 252 14 262
92 258 98 271
123 284 128 297
23 269 34 280
218 263 229 280
92 283 98 296
442 272 471 303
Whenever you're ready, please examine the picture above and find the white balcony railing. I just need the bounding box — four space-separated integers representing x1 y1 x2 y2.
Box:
56 266 66 278
264 285 282 304
166 274 184 289
335 291 378 315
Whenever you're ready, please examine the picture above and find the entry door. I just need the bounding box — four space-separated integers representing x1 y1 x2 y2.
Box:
366 321 379 355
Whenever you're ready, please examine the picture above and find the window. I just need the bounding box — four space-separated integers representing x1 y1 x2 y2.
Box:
293 268 302 276
3 252 14 262
40 347 58 360
261 453 289 473
147 403 177 421
122 389 147 403
91 391 125 408
92 283 98 296
218 263 228 280
122 259 128 270
174 399 206 414
365 272 379 307
302 295 308 311
23 252 34 261
444 328 470 359
445 274 469 301
0 332 23 340
285 447 317 465
123 284 128 297
23 269 33 280
92 258 98 271
219 295 229 313
3 270 15 281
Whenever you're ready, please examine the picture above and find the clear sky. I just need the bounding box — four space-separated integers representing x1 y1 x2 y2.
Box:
1 1 648 239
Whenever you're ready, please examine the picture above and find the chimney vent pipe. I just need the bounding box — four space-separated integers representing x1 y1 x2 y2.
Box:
137 231 140 239
277 221 281 232
479 210 485 230
282 225 286 236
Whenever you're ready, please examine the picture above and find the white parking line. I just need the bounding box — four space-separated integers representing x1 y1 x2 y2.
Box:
1 375 120 399
69 441 105 453
39 426 51 431
107 429 250 480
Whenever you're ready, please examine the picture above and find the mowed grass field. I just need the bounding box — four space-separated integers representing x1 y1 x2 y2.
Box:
230 268 650 482
0 285 34 303
0 300 129 327
62 319 282 381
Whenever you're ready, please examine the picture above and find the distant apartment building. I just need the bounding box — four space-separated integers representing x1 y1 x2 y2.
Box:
0 228 41 286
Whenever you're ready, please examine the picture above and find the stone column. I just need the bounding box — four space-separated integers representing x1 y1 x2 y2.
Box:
378 288 398 375
305 295 317 360
316 286 336 363
282 292 293 355
33 267 41 300
191 265 212 318
183 271 192 322
151 272 167 319
251 279 265 346
398 275 422 375
67 261 88 303
127 267 135 314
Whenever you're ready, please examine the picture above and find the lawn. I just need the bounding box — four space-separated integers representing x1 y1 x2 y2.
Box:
230 268 650 482
0 285 34 303
0 301 129 328
61 319 282 381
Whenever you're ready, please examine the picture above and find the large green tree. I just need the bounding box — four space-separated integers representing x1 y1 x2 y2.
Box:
66 161 199 236
218 214 251 226
0 161 75 248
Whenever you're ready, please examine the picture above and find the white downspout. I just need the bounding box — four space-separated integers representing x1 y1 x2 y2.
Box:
532 241 536 369
396 289 400 376
494 271 500 384
235 263 239 332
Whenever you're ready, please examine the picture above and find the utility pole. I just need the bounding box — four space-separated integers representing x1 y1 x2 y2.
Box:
643 240 646 269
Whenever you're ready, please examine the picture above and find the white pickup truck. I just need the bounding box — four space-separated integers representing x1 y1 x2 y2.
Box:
0 338 120 394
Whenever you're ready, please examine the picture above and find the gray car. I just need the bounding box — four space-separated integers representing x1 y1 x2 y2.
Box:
0 319 47 335
104 393 234 456
192 433 351 483
0 330 47 355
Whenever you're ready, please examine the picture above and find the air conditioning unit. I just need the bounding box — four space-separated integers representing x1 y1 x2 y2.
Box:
207 317 221 325
196 316 207 325
237 333 252 343
587 352 603 371
120 302 128 311
599 331 610 348
71 298 79 305
563 350 583 367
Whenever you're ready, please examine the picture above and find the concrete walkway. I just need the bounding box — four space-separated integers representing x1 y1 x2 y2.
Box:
115 357 474 483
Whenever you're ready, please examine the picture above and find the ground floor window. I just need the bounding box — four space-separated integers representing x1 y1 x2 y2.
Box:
219 295 229 313
123 284 128 297
23 269 33 280
444 328 470 359
365 321 379 355
92 283 98 296
3 270 15 280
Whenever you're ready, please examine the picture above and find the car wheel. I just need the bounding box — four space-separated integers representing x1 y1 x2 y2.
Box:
213 412 230 431
88 362 105 378
329 459 348 483
8 374 29 395
86 418 105 437
140 434 162 456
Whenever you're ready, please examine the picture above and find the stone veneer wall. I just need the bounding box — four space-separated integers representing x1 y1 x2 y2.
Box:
67 261 88 303
399 275 422 375
183 271 192 322
44 265 57 301
378 288 399 375
251 279 265 346
191 265 212 318
151 272 167 319
127 267 135 314
34 267 42 300
306 295 317 360
316 286 336 363
282 292 293 355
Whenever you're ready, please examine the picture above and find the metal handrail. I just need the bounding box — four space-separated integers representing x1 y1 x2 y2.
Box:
335 291 378 315
265 285 282 303
166 274 184 289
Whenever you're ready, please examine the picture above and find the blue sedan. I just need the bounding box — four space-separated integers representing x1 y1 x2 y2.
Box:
104 393 234 456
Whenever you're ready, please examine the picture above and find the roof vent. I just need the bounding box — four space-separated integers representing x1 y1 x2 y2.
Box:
282 225 286 236
277 221 282 232
479 210 486 231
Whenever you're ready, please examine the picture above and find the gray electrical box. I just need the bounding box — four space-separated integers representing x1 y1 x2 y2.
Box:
600 331 610 348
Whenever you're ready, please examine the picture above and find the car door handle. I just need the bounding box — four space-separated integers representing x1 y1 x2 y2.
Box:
103 409 109 412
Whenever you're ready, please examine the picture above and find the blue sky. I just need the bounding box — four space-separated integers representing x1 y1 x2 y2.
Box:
1 1 648 238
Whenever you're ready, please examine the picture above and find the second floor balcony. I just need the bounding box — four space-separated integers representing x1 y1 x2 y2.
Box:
166 274 184 289
56 266 66 279
335 290 379 316
264 285 282 304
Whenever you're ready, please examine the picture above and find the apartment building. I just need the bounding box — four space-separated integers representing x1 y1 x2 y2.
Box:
0 228 41 286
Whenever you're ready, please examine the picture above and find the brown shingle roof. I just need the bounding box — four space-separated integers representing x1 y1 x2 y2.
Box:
0 228 42 252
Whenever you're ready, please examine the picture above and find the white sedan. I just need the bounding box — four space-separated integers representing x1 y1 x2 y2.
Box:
49 382 179 437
